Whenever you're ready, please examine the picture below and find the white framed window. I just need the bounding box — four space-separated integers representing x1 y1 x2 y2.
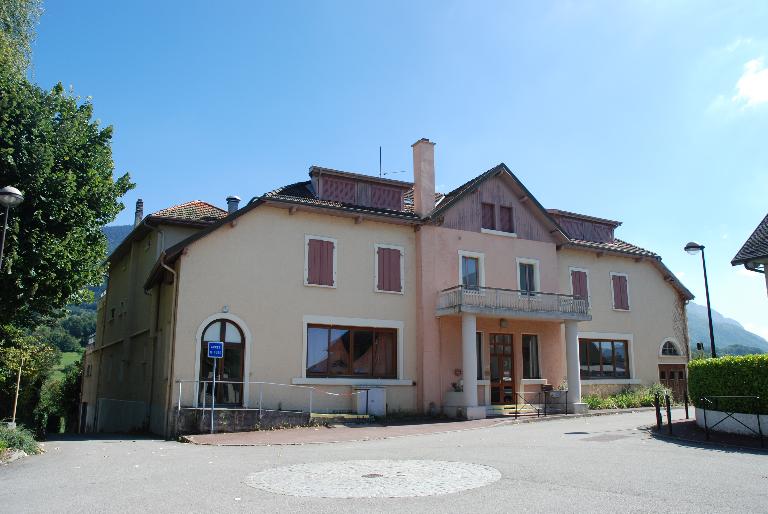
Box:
374 243 405 294
609 271 630 311
458 250 485 289
304 235 337 288
516 257 540 295
522 334 540 379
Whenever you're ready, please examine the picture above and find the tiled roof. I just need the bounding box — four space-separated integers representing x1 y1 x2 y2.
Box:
152 201 227 222
732 213 768 265
262 181 421 220
567 238 659 258
402 189 445 213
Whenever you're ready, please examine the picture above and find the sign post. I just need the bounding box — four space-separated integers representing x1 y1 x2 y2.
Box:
207 341 224 434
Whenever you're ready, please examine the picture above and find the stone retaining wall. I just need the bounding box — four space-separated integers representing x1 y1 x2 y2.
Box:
175 409 311 436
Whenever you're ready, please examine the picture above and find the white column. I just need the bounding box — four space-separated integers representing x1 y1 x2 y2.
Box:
565 320 585 412
461 313 478 407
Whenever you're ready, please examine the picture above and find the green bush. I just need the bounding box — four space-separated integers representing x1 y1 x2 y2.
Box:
0 425 40 454
583 384 671 410
688 355 768 414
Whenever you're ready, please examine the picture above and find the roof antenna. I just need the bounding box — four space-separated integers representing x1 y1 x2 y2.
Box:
379 146 382 178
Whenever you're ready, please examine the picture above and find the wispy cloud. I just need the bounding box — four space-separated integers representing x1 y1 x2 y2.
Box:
723 37 753 54
733 58 768 107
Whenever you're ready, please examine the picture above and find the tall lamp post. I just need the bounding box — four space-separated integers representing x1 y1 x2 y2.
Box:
1 186 24 429
684 242 716 358
0 185 25 270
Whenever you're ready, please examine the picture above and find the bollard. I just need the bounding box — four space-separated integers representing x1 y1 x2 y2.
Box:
654 393 662 431
665 394 673 435
684 392 689 420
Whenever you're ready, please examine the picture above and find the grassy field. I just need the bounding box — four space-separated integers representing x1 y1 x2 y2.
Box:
51 351 82 382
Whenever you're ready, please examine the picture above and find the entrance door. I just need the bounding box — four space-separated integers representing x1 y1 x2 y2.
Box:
489 334 514 404
658 364 687 400
199 319 245 406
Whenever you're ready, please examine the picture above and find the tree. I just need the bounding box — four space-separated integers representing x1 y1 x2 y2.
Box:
0 0 42 76
0 70 135 326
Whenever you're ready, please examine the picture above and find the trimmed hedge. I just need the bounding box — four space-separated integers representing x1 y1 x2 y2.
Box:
688 355 768 415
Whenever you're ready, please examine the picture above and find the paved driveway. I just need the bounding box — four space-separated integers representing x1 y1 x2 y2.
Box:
1 410 766 513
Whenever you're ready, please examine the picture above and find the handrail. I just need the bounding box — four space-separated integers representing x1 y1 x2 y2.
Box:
438 284 584 298
437 285 589 316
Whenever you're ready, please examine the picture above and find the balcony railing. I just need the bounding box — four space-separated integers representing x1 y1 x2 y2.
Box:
437 285 591 320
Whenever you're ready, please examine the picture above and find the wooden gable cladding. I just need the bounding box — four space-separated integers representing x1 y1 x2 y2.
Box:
440 174 556 242
553 216 615 243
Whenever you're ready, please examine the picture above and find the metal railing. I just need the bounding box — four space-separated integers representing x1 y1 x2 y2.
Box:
176 379 367 416
488 390 569 418
700 395 764 447
437 285 589 317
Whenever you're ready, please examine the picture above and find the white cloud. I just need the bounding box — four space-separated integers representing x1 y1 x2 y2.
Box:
723 37 753 54
733 58 768 107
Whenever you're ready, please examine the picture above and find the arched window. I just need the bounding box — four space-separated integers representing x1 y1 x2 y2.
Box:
199 319 244 405
661 341 680 356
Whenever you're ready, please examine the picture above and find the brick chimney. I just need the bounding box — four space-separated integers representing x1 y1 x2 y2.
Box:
412 138 435 217
226 195 241 214
134 199 144 227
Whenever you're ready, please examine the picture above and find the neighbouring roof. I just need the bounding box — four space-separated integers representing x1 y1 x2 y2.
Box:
547 209 622 228
731 212 768 266
152 200 227 222
566 238 659 258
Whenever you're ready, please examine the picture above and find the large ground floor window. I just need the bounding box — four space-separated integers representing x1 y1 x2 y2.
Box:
579 339 629 379
307 324 397 378
199 319 244 405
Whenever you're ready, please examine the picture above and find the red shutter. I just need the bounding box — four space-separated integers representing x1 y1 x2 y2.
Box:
571 270 587 298
377 248 402 292
322 240 335 286
481 203 495 230
308 239 334 286
499 206 513 233
612 275 628 309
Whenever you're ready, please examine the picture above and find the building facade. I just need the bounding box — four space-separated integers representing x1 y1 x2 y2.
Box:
81 139 692 437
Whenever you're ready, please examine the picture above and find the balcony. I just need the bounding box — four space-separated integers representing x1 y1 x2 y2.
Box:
436 285 591 321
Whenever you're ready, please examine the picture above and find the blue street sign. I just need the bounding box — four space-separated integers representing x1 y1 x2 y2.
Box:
207 341 224 359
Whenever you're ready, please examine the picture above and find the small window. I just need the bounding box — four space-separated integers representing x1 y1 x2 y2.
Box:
462 256 480 289
519 262 537 295
661 341 680 356
375 245 403 293
481 203 495 230
306 236 336 287
659 370 666 380
611 273 630 310
522 334 540 379
499 206 514 233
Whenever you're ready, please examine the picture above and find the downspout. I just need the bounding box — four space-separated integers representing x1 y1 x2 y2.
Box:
159 253 181 439
144 226 164 427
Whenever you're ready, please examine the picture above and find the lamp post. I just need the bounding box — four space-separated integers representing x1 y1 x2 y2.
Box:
0 185 25 270
1 186 24 429
684 242 716 358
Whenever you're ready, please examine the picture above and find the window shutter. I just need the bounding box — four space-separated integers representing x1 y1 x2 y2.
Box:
307 239 322 284
481 203 495 230
377 248 386 291
377 248 402 292
571 270 587 298
500 206 514 233
322 240 335 286
612 275 628 309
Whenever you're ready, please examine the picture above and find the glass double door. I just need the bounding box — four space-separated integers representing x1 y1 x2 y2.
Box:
489 334 514 404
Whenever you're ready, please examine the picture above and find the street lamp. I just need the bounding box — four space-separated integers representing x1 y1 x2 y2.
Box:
685 241 716 358
0 185 24 270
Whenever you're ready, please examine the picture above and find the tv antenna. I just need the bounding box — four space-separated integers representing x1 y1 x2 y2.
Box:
379 146 406 178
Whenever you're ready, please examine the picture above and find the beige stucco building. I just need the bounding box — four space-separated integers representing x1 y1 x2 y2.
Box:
81 139 693 437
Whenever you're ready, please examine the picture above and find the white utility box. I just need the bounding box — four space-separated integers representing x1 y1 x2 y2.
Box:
355 387 386 416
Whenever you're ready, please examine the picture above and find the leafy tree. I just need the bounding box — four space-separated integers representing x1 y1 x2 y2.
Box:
0 0 42 76
0 70 135 327
33 324 79 353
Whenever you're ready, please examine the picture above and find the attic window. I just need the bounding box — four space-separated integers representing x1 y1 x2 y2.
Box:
661 341 680 356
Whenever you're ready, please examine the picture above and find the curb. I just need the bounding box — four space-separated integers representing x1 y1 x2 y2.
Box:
645 424 768 453
181 407 659 446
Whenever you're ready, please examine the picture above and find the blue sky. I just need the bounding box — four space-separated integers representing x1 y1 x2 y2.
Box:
31 1 768 339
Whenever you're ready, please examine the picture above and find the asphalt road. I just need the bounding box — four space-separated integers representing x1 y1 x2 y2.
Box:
2 410 766 513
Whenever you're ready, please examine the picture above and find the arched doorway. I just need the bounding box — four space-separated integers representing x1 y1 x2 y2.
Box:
199 319 245 406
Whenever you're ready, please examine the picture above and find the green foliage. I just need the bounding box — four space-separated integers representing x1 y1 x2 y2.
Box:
583 384 671 410
34 324 79 353
688 355 768 415
0 424 39 454
59 359 82 432
33 377 62 436
0 0 42 76
0 70 135 328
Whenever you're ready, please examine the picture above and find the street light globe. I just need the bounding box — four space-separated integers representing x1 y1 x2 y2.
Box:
684 241 703 255
0 186 24 208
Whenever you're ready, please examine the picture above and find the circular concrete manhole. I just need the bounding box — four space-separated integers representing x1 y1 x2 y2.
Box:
244 459 501 498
